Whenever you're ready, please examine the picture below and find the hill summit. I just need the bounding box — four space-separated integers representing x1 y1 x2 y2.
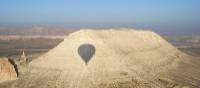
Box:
31 29 181 69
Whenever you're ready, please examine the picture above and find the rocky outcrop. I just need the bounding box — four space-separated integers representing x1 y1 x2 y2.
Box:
0 57 17 83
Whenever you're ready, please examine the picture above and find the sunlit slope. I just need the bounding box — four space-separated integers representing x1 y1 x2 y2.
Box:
3 29 200 88
0 57 17 83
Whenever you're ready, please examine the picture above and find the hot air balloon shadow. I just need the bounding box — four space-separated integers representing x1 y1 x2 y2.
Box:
78 44 95 65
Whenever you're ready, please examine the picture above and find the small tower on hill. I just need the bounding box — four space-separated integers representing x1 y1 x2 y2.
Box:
18 50 28 75
19 50 27 63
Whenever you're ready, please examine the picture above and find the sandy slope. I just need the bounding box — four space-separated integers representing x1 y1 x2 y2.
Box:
1 29 200 88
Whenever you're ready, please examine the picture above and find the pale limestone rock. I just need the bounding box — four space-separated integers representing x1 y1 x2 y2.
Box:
0 57 17 83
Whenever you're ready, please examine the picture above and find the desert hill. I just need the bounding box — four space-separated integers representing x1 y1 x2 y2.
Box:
1 28 200 88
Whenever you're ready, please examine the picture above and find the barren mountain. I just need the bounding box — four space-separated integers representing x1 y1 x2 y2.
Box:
1 29 200 88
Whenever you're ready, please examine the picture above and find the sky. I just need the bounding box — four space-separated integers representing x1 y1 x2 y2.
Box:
0 0 200 35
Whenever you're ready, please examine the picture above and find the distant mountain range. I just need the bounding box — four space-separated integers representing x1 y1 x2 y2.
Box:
0 26 199 36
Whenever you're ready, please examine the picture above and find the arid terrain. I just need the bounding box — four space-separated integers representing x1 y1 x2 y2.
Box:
164 36 200 57
0 31 199 59
0 0 199 87
0 29 200 88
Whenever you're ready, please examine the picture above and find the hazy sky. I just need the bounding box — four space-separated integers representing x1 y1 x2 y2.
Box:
0 0 200 34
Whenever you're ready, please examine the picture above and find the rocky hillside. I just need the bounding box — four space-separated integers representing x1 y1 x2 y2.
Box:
0 57 17 83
